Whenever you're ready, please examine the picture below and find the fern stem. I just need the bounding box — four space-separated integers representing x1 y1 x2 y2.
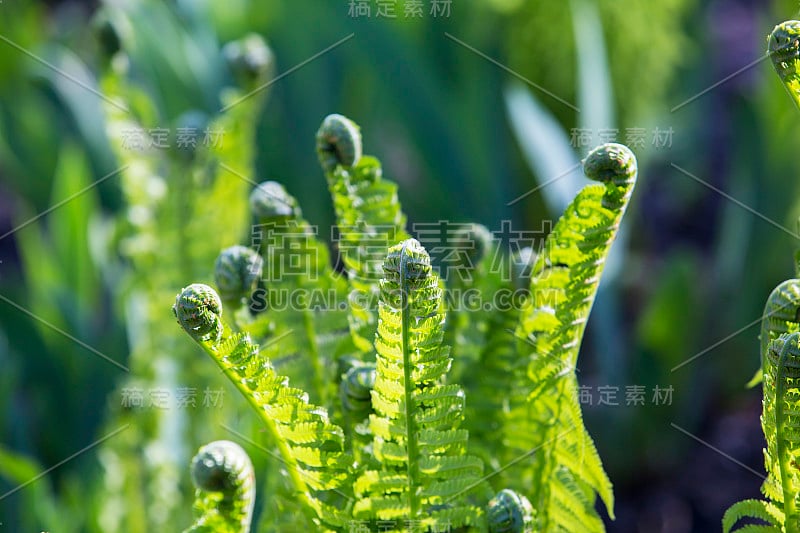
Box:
399 240 422 518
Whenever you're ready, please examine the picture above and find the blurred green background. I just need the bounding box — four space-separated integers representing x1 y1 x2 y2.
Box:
0 0 798 531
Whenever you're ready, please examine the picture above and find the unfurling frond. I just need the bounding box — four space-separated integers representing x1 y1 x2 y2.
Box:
487 489 535 533
173 283 224 343
184 440 255 533
316 114 363 172
769 21 800 110
317 114 410 353
725 332 800 533
354 239 488 532
174 284 353 529
507 143 637 532
214 245 263 307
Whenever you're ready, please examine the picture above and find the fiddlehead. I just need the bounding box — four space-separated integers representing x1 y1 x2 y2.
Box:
245 179 351 407
316 114 363 172
184 440 255 533
339 362 376 417
769 21 800 110
487 489 535 533
222 33 274 89
338 360 377 466
173 285 353 529
173 283 224 343
749 279 800 388
214 245 263 307
761 280 800 363
249 180 301 222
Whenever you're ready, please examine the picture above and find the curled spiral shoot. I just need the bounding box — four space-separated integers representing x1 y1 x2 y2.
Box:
769 21 800 110
582 142 637 209
214 245 264 304
760 279 800 367
186 440 255 533
222 34 274 89
173 283 223 343
339 362 377 415
487 489 535 533
249 180 300 222
316 114 362 172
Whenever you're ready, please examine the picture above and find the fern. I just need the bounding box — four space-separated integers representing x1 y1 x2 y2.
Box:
317 114 410 353
171 114 640 531
173 284 354 530
723 21 800 532
245 179 352 408
353 238 487 531
506 143 637 531
723 333 800 533
184 441 256 533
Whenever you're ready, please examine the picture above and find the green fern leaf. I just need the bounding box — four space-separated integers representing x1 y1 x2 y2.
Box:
173 284 354 529
317 114 410 353
354 239 488 531
768 21 800 111
722 499 783 533
244 180 352 407
509 143 638 531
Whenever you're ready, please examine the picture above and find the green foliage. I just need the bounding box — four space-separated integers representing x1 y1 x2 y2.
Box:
91 13 275 531
354 239 486 530
317 113 410 353
174 114 639 531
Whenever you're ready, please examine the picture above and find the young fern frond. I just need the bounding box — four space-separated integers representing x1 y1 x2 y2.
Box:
354 239 487 531
506 143 638 532
487 489 535 533
769 21 800 111
317 114 410 353
246 180 351 407
761 280 800 366
444 224 503 383
173 284 353 530
724 333 800 533
184 440 255 533
214 245 264 312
